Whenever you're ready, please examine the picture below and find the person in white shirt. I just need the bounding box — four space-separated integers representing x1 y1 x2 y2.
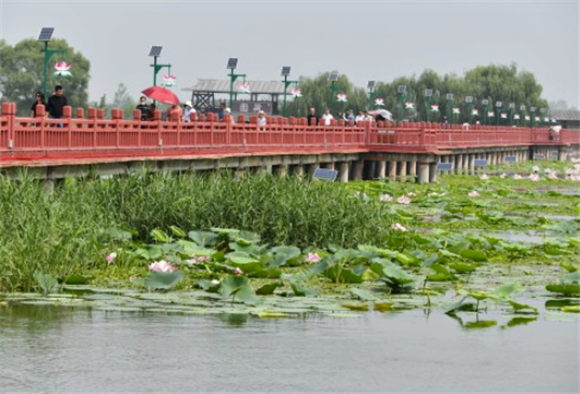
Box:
321 109 334 126
364 111 374 122
182 100 196 122
355 111 365 124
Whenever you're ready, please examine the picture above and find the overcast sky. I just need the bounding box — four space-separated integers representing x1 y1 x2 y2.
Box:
1 0 578 107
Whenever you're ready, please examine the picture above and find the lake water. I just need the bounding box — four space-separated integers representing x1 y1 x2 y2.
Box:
1 304 578 392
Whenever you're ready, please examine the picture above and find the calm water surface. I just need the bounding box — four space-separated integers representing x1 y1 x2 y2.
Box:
0 305 578 392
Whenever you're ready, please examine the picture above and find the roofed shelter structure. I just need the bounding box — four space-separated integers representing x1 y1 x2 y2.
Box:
182 79 297 117
551 109 580 130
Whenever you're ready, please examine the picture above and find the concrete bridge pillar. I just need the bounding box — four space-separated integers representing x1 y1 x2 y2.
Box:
398 161 407 178
418 162 429 184
377 161 387 179
274 164 287 177
293 165 305 177
457 154 464 174
409 160 417 180
324 162 336 170
338 162 349 183
469 154 475 175
388 160 397 181
43 179 56 194
429 163 438 183
308 163 320 179
352 161 364 181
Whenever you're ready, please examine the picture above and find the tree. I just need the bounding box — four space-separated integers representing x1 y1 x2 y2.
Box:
0 38 91 116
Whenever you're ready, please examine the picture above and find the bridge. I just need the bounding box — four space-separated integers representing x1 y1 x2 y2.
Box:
1 102 579 186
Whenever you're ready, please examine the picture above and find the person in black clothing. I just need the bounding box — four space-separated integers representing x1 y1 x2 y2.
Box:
306 107 318 126
30 92 45 118
136 96 150 121
45 85 68 119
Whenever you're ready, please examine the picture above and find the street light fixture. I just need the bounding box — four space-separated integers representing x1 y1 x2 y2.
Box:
508 102 515 125
530 106 536 127
38 27 65 99
446 93 454 124
495 101 502 126
281 66 298 117
481 99 489 125
328 72 339 115
397 85 406 121
367 80 376 110
149 46 172 87
227 58 246 109
465 96 474 124
424 89 433 121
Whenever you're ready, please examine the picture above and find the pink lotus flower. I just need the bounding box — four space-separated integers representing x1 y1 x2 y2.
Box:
500 173 507 179
549 173 559 180
575 164 580 170
571 175 580 181
544 168 553 174
234 267 244 275
406 192 417 197
528 174 540 182
532 165 540 173
306 252 321 262
514 174 522 180
397 195 411 204
468 191 480 197
571 158 580 163
149 260 176 273
480 174 489 180
106 252 117 264
391 223 407 232
379 194 393 202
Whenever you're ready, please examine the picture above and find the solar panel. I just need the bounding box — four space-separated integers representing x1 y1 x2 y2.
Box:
474 159 488 167
281 66 291 76
533 154 545 160
550 150 559 159
509 103 515 109
446 93 454 100
481 99 489 105
495 101 502 107
38 27 55 42
367 80 376 89
149 46 163 57
424 89 433 97
530 107 536 112
227 58 238 69
328 72 339 82
519 105 526 111
397 85 406 94
313 168 338 181
437 162 453 171
465 96 473 103
504 156 516 162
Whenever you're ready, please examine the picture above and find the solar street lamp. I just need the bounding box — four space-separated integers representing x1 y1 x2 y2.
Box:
149 46 172 88
508 103 515 125
227 58 246 109
424 89 433 121
530 107 536 127
519 104 526 126
465 96 474 124
281 66 298 117
397 85 406 121
495 101 502 126
328 72 339 115
446 93 454 124
367 80 376 110
481 99 489 125
38 27 65 99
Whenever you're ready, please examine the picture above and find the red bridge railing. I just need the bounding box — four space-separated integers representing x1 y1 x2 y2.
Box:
1 103 578 161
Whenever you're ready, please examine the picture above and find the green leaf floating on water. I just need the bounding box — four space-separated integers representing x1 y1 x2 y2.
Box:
197 279 220 293
492 282 524 299
350 288 378 301
562 306 580 313
289 281 317 297
219 275 258 303
465 320 497 330
507 299 538 314
144 271 183 290
460 249 487 262
449 262 479 274
34 272 59 295
505 316 537 328
546 284 580 296
256 282 282 295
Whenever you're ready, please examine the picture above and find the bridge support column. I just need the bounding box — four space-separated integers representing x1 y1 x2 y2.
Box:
43 179 56 194
309 163 320 179
469 154 475 175
457 154 464 175
398 161 407 178
418 163 429 184
324 162 335 170
293 165 305 177
338 162 349 183
409 160 417 180
376 161 386 179
352 161 364 181
388 160 397 181
429 163 438 183
274 164 287 177
558 148 565 161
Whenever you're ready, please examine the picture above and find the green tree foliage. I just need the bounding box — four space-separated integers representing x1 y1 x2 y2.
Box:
0 38 90 116
287 64 548 123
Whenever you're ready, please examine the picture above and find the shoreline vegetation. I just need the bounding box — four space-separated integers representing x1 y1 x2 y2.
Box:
1 161 579 322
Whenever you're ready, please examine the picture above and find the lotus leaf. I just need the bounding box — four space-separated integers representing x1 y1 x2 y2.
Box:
219 276 258 303
256 282 282 295
144 271 183 290
188 231 219 247
460 249 487 262
350 288 378 301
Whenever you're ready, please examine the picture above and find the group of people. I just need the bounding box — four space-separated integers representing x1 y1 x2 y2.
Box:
136 96 197 122
30 85 68 120
307 108 381 126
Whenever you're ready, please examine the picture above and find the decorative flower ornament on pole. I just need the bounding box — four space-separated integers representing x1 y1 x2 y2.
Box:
514 114 521 120
374 98 385 107
404 102 415 110
452 107 460 115
236 82 251 93
534 116 540 122
53 61 72 77
471 109 479 116
488 111 495 118
162 74 177 87
525 115 531 121
501 113 508 119
289 88 302 97
430 104 439 112
336 93 347 102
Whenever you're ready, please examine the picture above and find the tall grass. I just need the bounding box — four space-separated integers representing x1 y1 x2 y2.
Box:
0 172 394 291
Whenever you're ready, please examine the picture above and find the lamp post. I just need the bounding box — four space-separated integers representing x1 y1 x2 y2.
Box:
446 93 454 124
508 103 515 126
397 85 406 121
465 96 474 124
149 46 171 88
530 107 536 128
424 89 433 122
328 72 339 115
519 104 526 127
367 80 376 110
227 58 246 109
495 101 502 126
281 66 298 117
481 99 489 125
38 27 65 99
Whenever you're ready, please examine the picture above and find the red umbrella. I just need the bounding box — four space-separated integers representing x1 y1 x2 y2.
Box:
141 86 180 105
